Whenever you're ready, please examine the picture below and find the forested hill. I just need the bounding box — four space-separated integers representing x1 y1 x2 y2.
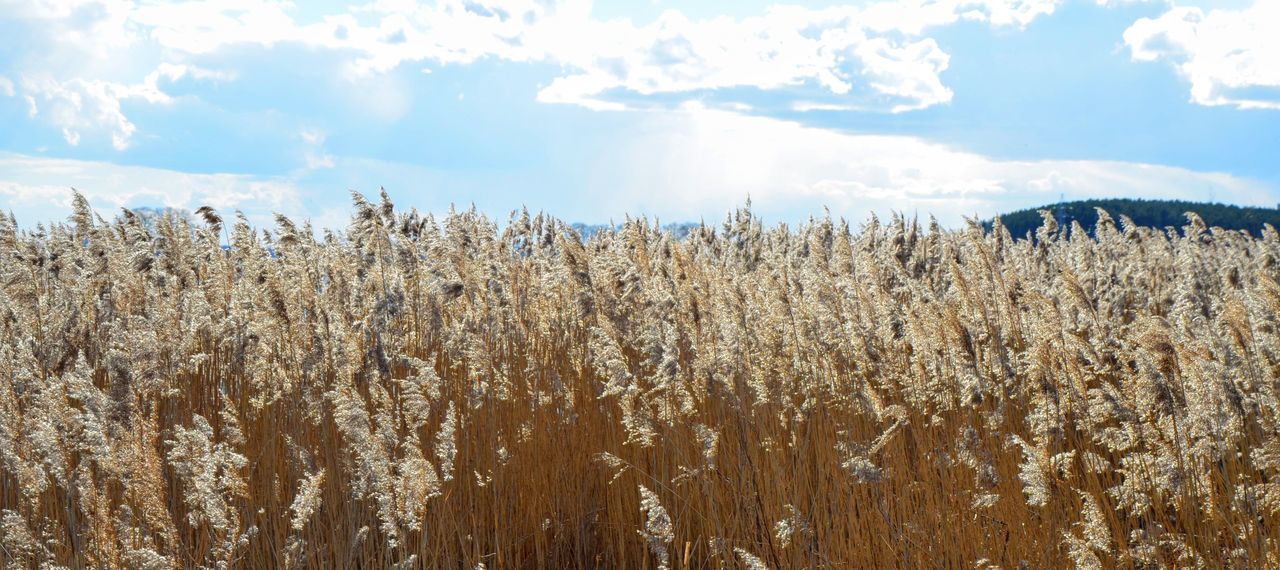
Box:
990 198 1280 238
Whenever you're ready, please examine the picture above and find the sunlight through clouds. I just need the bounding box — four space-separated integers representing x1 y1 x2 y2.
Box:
0 0 1276 228
593 104 1273 225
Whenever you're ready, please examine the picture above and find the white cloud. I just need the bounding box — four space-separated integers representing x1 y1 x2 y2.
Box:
1 0 1073 142
0 76 14 97
299 128 325 146
0 152 304 227
21 76 143 150
430 1 1062 112
533 6 961 113
3 0 137 53
148 63 236 85
16 63 231 150
2 101 1273 231
960 0 1063 28
299 128 335 170
1124 1 1280 110
596 105 1274 225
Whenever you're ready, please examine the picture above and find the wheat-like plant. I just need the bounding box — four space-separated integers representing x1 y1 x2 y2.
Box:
2 193 1280 567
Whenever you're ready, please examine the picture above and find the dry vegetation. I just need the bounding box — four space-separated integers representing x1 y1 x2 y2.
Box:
4 191 1280 568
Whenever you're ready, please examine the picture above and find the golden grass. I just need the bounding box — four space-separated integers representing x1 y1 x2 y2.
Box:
3 191 1280 568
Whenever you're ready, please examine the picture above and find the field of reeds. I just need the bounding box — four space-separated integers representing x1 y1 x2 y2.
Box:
3 191 1280 568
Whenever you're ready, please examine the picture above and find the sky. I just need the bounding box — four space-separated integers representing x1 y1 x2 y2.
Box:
1 0 1278 230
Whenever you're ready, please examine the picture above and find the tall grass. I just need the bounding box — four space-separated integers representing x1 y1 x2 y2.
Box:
3 191 1280 568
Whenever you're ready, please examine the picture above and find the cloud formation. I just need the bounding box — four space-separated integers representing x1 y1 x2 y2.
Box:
0 0 1075 148
0 152 304 226
1125 1 1280 110
1 1 1275 228
5 103 1268 230
600 104 1273 225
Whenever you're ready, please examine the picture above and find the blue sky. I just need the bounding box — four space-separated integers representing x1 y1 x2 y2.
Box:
1 0 1277 229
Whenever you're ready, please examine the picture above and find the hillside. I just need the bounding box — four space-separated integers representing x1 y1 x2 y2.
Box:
990 198 1280 238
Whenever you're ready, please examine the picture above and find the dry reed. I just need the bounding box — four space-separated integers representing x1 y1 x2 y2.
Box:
3 191 1280 568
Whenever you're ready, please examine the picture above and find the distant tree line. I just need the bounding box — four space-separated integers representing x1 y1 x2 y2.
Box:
106 199 1280 244
571 221 701 241
988 198 1280 239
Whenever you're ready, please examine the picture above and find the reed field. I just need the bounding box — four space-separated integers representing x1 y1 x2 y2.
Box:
5 190 1280 568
